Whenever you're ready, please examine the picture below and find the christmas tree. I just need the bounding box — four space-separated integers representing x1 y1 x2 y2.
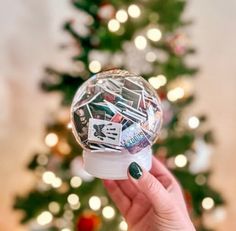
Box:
14 0 224 231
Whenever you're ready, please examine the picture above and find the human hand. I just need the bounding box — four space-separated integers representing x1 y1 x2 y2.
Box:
103 157 195 231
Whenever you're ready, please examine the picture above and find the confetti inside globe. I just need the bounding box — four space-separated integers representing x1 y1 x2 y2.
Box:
71 69 163 179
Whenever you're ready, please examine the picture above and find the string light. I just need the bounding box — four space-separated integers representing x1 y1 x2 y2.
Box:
134 35 147 50
71 202 81 210
116 10 128 23
89 196 102 211
52 177 62 188
37 154 48 166
45 133 58 147
57 142 71 155
108 19 120 32
37 211 53 226
174 154 187 168
128 4 141 18
42 171 56 184
89 60 102 73
61 229 71 231
167 87 185 102
48 201 60 214
145 51 156 62
148 75 167 89
102 206 115 219
188 116 200 129
147 28 162 42
64 210 74 220
70 176 82 188
202 197 215 210
67 194 79 206
195 174 207 185
119 220 128 230
67 122 72 129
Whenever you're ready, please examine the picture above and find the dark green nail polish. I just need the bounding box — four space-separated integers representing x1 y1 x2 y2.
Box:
129 162 143 179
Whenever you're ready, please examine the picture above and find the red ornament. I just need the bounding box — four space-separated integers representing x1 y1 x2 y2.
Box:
76 212 101 231
183 190 193 213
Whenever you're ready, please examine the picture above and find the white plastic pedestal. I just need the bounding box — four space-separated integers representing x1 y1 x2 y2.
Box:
83 146 152 180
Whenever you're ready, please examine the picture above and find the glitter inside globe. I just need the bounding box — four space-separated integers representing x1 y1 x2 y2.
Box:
71 69 163 179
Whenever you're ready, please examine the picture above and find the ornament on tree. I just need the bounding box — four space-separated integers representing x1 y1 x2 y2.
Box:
76 212 101 231
167 33 189 55
71 69 163 179
98 3 115 20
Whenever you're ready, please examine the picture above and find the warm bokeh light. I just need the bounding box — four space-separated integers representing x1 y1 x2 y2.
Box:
48 201 60 214
42 171 56 184
145 51 156 62
116 9 128 23
67 194 80 206
108 19 120 32
70 176 82 188
89 196 102 211
37 154 48 166
89 60 102 73
134 35 147 50
202 197 215 210
102 206 115 219
175 154 188 167
37 211 53 226
148 74 167 89
147 28 162 42
51 177 62 188
167 87 185 102
188 116 200 129
128 4 141 18
119 220 128 230
45 133 58 147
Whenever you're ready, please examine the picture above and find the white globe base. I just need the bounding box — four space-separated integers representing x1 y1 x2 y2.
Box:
83 146 152 180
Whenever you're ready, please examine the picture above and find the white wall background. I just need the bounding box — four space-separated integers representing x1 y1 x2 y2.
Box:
0 0 235 230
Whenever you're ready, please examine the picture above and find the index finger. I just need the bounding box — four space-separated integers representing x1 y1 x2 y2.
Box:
150 156 179 188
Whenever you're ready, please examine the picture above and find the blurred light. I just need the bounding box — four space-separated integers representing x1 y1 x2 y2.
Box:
64 210 74 220
174 154 187 168
52 177 62 188
116 10 128 23
57 142 71 155
70 202 81 210
61 229 71 231
134 35 147 50
37 154 48 166
119 220 128 230
48 201 60 214
89 60 102 73
148 75 167 89
145 51 156 62
188 116 200 129
37 211 53 226
128 4 141 18
147 28 162 42
70 176 82 188
167 87 185 102
42 171 56 184
202 197 215 210
195 174 207 185
102 206 115 219
67 122 72 129
108 19 120 32
89 196 102 211
45 133 58 147
67 194 79 206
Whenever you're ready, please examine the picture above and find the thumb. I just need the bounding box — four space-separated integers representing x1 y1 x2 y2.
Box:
128 162 171 212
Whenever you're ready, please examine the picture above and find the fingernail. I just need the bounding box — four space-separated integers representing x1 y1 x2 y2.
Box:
128 162 143 179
